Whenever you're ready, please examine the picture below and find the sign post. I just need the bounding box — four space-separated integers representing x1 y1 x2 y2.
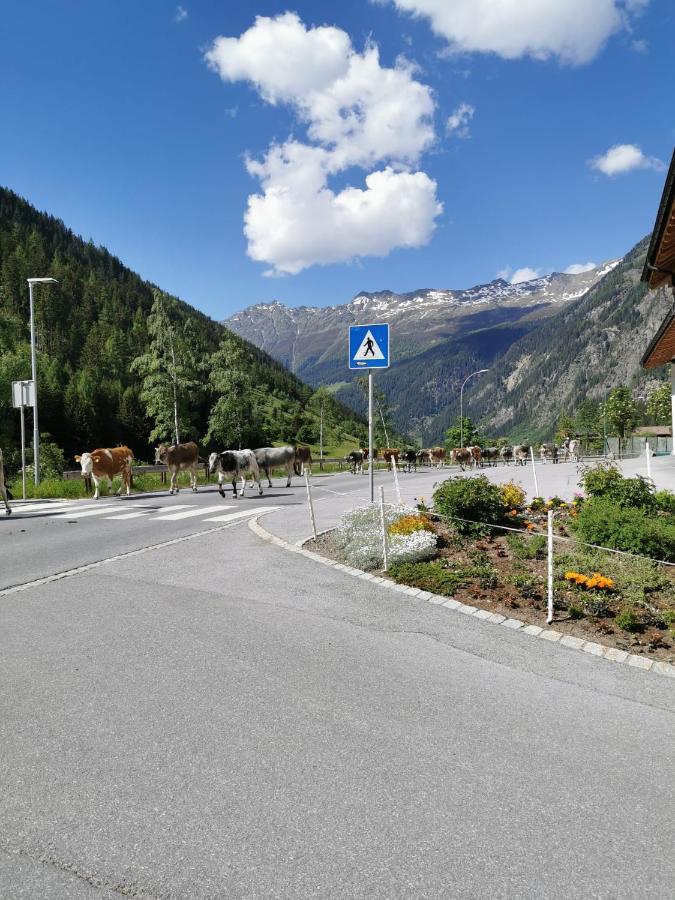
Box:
349 323 390 503
12 380 35 500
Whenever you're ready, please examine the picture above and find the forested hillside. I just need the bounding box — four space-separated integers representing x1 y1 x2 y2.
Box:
459 237 672 442
0 188 366 468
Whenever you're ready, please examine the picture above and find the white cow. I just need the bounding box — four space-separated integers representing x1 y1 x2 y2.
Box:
208 449 263 498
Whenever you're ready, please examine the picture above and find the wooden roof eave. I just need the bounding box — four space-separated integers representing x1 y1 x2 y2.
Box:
642 148 675 289
641 308 675 368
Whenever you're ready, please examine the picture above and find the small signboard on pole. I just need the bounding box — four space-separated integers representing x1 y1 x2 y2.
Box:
11 380 34 500
12 380 35 409
348 324 391 503
349 324 390 370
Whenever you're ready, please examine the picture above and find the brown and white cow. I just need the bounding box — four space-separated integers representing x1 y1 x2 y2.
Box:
430 446 446 468
450 447 473 471
513 444 530 466
382 448 400 470
294 445 313 476
155 441 199 494
417 448 432 466
0 448 11 516
75 446 133 499
467 446 482 468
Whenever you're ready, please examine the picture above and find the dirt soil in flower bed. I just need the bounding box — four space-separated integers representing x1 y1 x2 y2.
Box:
306 524 675 665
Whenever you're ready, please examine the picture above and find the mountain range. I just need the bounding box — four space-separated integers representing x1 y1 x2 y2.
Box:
226 252 670 443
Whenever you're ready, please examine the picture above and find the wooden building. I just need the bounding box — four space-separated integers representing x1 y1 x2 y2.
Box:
641 148 675 454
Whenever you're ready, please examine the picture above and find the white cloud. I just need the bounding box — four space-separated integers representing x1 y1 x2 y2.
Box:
589 143 665 176
175 5 188 23
564 261 597 274
205 13 351 106
510 267 543 284
631 38 649 53
380 0 650 65
446 102 474 138
496 266 512 281
206 13 441 275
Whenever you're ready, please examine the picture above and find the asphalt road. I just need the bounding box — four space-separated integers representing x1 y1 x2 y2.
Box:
1 468 674 898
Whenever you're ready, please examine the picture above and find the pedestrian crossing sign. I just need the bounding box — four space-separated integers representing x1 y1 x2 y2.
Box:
349 323 390 369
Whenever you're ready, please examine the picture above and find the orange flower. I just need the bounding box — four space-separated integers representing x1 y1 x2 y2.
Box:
564 570 613 590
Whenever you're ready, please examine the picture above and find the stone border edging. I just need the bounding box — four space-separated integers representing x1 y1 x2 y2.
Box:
248 516 675 682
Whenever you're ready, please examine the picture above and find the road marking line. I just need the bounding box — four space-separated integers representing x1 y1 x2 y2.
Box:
104 512 152 520
49 505 134 518
0 517 263 597
155 504 233 521
202 506 281 523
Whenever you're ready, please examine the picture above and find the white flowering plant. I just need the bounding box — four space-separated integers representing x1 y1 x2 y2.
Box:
333 503 437 571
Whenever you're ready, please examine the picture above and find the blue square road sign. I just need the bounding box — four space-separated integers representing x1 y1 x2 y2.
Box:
349 323 390 370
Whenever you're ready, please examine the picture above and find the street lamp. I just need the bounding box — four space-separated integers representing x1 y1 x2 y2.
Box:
27 277 58 485
460 368 489 447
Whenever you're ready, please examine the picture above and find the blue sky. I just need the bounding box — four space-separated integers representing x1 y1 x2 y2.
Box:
1 1 672 320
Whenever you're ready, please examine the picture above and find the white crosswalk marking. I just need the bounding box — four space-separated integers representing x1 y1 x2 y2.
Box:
202 506 280 523
50 505 134 518
9 502 75 514
154 505 233 521
104 511 152 520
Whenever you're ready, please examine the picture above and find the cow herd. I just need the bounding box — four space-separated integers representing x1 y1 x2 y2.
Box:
344 440 582 475
344 447 446 474
66 441 315 502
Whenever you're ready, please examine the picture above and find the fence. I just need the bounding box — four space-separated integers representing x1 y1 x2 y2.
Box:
607 436 673 457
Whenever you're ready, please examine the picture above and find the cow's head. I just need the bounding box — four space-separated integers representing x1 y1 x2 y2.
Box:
155 444 169 465
75 452 93 476
207 452 221 475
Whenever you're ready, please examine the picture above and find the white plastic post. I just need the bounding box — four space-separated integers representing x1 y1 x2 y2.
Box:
530 445 540 499
305 470 317 540
391 452 402 506
379 484 389 572
20 404 27 500
547 510 554 625
645 439 652 481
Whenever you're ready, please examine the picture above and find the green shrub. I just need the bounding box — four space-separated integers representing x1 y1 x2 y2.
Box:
572 498 675 562
615 606 640 632
387 559 468 596
507 533 546 560
510 573 542 599
8 477 88 500
580 462 655 511
567 602 584 620
433 476 506 535
654 490 675 515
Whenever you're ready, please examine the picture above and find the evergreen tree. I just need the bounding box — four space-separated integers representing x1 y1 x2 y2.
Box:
130 290 203 444
207 333 261 448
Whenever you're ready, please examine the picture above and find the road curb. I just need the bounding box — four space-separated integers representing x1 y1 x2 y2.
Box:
248 516 675 682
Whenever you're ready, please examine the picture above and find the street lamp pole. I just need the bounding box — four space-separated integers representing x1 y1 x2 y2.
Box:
27 277 58 485
460 369 489 447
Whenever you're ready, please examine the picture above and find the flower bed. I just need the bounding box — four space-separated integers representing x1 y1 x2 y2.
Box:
308 468 675 663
